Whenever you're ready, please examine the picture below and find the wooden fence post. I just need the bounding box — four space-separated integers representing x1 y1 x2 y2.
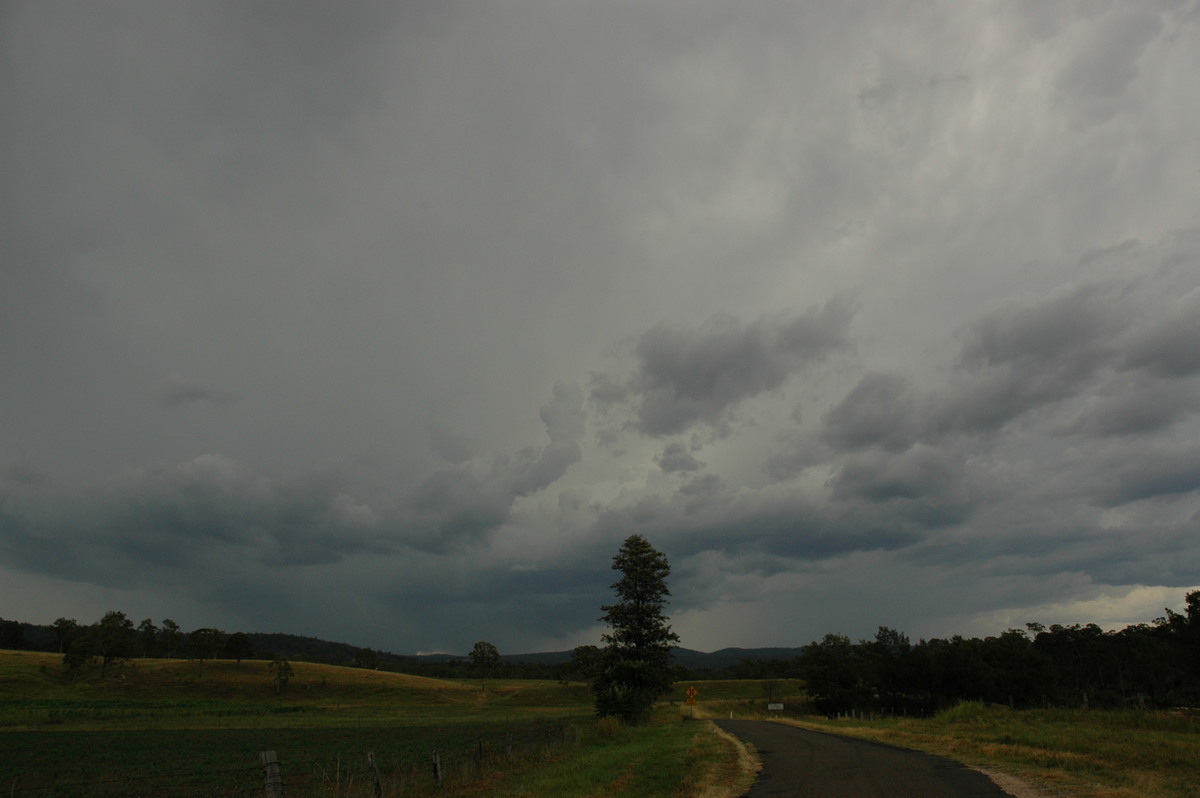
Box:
367 752 383 798
431 750 442 784
260 751 283 798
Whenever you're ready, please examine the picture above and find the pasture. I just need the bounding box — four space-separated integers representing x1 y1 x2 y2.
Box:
0 650 752 797
8 649 1199 796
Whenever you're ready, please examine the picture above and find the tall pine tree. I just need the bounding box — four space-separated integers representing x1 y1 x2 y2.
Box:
595 534 679 723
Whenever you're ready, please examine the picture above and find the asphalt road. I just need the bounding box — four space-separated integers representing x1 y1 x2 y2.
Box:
715 720 1013 797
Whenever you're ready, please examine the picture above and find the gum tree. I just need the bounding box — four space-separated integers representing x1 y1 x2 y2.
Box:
470 640 501 682
595 534 679 723
95 610 135 675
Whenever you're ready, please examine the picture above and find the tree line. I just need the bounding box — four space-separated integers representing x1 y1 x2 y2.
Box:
1 612 256 675
14 546 1192 719
713 591 1200 715
0 610 562 679
0 534 684 726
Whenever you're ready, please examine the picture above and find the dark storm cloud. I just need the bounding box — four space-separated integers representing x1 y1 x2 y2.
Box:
822 267 1200 458
0 2 403 248
1 452 53 488
403 443 581 549
157 374 239 408
679 473 722 498
3 1 1199 654
657 442 706 474
592 295 854 437
0 384 586 591
763 429 830 481
427 423 475 465
909 505 1200 592
822 372 920 452
373 559 613 652
793 250 1200 613
931 283 1124 437
1084 524 1200 588
403 468 512 550
1065 379 1199 438
587 371 629 406
827 445 962 506
1094 443 1200 507
958 284 1119 372
590 475 935 580
539 382 588 443
400 384 585 550
1056 3 1162 124
940 272 1199 440
0 454 385 587
1120 289 1200 378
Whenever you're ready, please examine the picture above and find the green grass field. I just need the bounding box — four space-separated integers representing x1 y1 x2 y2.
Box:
10 648 1199 796
0 650 753 797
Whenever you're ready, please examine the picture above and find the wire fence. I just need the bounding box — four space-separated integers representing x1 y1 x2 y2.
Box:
4 720 587 797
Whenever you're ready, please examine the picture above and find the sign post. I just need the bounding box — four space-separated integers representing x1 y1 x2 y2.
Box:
686 686 698 717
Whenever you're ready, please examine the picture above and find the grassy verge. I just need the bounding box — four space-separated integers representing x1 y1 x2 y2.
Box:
480 714 755 798
781 702 1200 798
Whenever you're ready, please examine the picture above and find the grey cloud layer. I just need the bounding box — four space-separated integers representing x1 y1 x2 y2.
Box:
2 1 1199 653
0 455 382 580
825 257 1200 459
3 236 1197 646
0 384 586 589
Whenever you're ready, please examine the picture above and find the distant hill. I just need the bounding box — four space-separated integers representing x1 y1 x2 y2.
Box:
243 637 806 671
4 618 803 674
247 632 371 663
495 646 804 671
674 647 806 670
246 632 419 669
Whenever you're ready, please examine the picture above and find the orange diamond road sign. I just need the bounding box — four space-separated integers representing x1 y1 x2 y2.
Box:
686 686 698 705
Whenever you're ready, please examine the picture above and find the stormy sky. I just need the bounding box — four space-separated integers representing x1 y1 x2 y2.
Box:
3 1 1199 655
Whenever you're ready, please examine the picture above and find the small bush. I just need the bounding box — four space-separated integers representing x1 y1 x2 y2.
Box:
597 715 621 738
594 680 657 725
935 701 996 724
